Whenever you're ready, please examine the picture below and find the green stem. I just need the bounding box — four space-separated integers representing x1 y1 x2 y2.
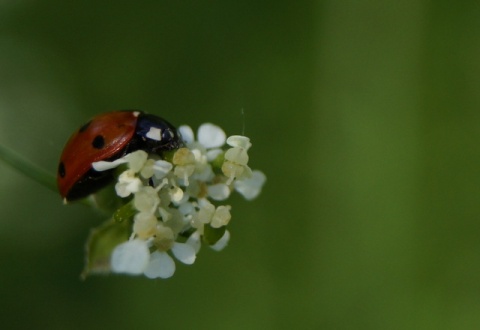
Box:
0 144 57 193
0 144 101 209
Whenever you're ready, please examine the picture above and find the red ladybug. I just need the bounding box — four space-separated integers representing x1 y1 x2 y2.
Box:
57 110 183 201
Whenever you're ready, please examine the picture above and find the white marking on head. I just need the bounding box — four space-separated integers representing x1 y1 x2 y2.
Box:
133 111 140 117
146 127 162 141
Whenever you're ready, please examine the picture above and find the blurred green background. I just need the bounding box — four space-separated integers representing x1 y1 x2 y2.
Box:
1 1 480 329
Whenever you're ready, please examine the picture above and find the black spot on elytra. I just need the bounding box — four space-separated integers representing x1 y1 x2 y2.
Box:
92 135 105 149
79 120 92 133
58 162 66 178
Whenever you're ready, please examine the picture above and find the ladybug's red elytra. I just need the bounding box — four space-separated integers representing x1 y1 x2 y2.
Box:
57 110 183 202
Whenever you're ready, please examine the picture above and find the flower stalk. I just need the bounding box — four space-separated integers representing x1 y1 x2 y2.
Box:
0 144 57 193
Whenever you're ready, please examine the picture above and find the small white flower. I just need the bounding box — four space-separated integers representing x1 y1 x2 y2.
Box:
134 186 160 213
193 200 215 228
115 170 142 197
133 212 158 239
210 205 231 228
111 239 150 275
234 170 266 200
143 243 196 279
222 141 253 185
173 148 196 185
179 124 226 181
180 123 227 148
190 149 215 182
192 200 231 228
222 160 252 185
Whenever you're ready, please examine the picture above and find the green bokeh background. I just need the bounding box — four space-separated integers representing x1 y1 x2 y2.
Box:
1 1 480 329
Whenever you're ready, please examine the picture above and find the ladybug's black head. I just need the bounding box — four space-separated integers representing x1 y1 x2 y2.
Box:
133 113 184 154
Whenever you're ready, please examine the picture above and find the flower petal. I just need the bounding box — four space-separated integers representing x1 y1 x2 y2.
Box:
178 201 194 215
133 212 158 238
144 251 176 279
197 123 226 148
226 135 251 150
125 150 148 172
92 158 129 171
178 125 194 144
224 147 249 165
211 205 231 228
171 242 196 265
169 186 184 203
111 240 150 275
186 231 201 253
153 160 173 179
234 170 266 200
207 183 231 201
210 230 230 251
115 174 142 198
134 187 160 213
206 148 223 161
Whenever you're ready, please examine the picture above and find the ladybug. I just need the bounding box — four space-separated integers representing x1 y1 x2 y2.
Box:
57 110 183 202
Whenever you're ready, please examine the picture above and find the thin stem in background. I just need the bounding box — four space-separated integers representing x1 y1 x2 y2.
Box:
0 144 57 193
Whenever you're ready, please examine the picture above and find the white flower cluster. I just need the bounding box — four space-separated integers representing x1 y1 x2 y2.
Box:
92 123 266 279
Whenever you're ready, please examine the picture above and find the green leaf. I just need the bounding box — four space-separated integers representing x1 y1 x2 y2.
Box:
203 224 226 245
113 201 137 223
81 218 130 279
88 182 126 213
